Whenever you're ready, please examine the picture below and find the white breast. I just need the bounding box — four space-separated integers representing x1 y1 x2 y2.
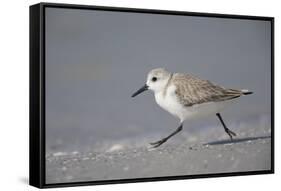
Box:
154 85 233 122
155 85 187 121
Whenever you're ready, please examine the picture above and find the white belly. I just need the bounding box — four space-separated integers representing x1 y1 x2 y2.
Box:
155 87 233 122
155 90 186 120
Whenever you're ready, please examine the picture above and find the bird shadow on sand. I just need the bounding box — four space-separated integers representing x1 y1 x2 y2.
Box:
204 135 271 146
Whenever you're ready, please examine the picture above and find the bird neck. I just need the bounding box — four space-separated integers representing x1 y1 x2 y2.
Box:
162 73 173 97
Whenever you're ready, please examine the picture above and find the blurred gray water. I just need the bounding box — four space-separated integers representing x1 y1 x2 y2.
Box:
45 8 271 153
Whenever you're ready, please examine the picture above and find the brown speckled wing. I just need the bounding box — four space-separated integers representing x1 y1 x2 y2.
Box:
172 73 243 107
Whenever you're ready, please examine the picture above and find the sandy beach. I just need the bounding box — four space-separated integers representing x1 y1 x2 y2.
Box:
46 120 271 184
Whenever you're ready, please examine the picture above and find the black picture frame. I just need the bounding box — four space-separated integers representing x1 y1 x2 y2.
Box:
30 2 274 188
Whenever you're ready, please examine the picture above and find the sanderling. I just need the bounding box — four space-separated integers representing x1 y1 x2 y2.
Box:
131 68 253 148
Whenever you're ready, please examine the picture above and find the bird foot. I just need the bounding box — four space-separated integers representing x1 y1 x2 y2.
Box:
150 138 167 148
226 129 237 140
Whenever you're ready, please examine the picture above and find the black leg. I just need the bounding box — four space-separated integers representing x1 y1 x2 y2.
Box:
150 123 183 148
216 113 236 140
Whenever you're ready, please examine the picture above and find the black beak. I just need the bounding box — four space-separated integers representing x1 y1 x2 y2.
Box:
131 84 148 97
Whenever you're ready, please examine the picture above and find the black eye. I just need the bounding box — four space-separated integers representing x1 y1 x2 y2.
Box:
152 77 157 82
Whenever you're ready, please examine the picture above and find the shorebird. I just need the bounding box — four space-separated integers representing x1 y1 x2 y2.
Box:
131 68 253 148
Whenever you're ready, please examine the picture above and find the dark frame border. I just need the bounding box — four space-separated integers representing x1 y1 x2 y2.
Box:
29 2 274 188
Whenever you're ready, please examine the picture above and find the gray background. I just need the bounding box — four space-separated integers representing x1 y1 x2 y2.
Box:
45 7 271 153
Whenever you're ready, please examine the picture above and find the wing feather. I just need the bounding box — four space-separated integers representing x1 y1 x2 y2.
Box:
173 73 243 106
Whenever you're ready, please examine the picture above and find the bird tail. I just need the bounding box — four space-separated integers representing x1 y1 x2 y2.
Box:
241 89 253 95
